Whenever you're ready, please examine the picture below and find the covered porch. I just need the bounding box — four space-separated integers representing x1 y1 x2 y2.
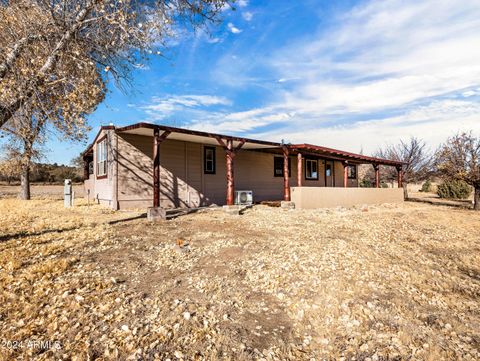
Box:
114 123 405 212
284 144 405 208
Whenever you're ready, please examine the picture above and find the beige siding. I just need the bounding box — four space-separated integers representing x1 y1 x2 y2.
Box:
117 133 153 208
235 151 297 201
333 161 358 188
202 145 227 206
86 129 116 208
185 142 203 207
91 132 362 210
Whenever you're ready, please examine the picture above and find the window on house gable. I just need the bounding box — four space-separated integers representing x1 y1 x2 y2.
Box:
204 146 216 174
97 138 107 176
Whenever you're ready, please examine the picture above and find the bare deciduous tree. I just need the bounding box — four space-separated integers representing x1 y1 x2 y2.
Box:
435 132 480 210
0 156 22 184
374 137 432 199
0 0 231 128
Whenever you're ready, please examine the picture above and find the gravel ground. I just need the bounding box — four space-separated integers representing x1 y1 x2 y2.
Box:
0 198 479 360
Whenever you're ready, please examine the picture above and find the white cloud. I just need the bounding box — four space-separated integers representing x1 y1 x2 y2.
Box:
242 11 253 21
238 99 480 153
141 95 231 120
227 22 242 34
237 0 248 8
206 37 221 44
138 0 480 155
200 0 480 152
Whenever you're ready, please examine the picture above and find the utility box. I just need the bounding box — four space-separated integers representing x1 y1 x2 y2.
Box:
64 179 73 208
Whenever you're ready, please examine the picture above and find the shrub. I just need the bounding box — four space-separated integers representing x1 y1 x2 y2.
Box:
359 179 372 188
421 180 432 192
437 180 471 199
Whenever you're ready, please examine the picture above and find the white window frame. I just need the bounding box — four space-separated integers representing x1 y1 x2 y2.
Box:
97 138 107 177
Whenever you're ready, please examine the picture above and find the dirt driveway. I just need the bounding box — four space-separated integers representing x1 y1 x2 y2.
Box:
0 198 479 360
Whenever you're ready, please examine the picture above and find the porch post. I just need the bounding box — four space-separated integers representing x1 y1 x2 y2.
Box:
373 164 380 188
343 161 348 188
297 152 303 187
152 129 171 207
283 146 290 201
397 166 403 188
226 139 234 206
153 129 160 207
215 137 245 206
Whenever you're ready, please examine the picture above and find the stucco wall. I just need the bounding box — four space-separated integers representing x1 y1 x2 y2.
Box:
291 187 404 209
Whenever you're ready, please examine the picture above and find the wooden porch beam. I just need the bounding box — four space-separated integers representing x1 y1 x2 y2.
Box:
153 129 171 208
343 161 348 188
282 146 291 201
397 166 403 189
297 152 303 187
215 137 245 206
373 164 380 188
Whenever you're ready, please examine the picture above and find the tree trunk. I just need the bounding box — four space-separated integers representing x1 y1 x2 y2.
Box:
19 163 30 200
474 187 480 211
403 183 408 200
19 139 33 200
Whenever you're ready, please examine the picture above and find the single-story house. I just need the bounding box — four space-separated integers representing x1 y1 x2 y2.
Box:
82 122 404 211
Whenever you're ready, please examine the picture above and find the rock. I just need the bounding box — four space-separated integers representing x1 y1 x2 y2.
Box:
174 350 184 359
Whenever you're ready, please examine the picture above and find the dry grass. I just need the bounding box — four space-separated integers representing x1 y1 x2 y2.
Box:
0 195 479 360
0 183 84 200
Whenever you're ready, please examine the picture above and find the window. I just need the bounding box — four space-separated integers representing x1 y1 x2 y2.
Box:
273 156 291 177
204 146 216 174
305 159 318 180
325 163 332 177
96 138 107 177
88 162 94 175
347 165 357 179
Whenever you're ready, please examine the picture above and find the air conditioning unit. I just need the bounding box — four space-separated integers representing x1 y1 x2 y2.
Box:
235 190 253 205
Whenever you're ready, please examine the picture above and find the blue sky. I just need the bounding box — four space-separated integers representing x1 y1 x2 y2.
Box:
45 0 480 164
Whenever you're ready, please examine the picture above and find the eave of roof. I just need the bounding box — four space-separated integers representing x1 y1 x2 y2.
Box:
115 122 281 147
81 125 114 156
81 123 403 167
289 143 404 166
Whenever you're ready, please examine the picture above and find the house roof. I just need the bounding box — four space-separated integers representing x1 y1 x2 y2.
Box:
82 122 403 166
289 144 403 167
115 122 281 149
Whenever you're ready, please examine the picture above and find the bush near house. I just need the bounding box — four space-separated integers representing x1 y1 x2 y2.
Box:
437 180 471 199
420 179 432 192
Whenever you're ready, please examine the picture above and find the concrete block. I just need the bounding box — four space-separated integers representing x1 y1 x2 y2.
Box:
223 205 241 215
281 201 295 210
147 207 167 221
